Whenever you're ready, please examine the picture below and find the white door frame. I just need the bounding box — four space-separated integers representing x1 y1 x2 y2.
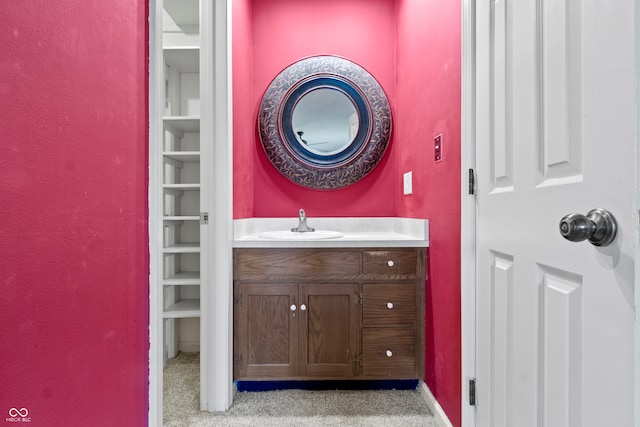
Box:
148 0 163 423
634 2 640 423
460 0 476 426
461 1 640 426
201 0 235 414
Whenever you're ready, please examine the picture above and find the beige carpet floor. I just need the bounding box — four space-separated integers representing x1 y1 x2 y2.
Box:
163 352 437 427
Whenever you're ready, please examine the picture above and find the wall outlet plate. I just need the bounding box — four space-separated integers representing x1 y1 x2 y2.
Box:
434 134 442 162
403 171 413 195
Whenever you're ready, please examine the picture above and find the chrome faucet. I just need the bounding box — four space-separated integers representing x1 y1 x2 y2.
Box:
291 209 315 233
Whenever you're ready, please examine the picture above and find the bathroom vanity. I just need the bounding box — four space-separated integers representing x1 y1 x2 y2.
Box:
233 217 429 381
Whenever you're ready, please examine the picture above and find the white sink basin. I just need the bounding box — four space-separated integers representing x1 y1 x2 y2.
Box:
258 230 344 240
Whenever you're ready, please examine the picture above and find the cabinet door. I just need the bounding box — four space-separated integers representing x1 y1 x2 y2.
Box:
234 283 298 378
299 283 359 378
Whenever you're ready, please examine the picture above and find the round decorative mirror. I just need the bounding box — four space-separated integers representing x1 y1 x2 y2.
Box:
258 55 392 190
291 87 358 157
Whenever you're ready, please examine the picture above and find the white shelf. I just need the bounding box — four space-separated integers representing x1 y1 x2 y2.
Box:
163 242 200 254
163 299 200 318
164 47 200 73
163 117 200 133
163 184 200 193
163 215 200 222
163 272 200 286
163 151 200 162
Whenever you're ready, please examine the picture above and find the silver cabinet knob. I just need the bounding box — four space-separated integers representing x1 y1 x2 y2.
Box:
386 350 393 357
300 304 307 311
290 304 297 312
387 260 395 267
559 208 617 246
386 302 394 309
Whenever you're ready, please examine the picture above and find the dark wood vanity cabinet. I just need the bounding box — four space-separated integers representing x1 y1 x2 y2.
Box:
233 247 426 381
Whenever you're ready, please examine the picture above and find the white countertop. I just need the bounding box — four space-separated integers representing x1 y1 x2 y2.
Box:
233 217 429 248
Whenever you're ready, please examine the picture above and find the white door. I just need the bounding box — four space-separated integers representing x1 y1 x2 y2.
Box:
475 1 636 426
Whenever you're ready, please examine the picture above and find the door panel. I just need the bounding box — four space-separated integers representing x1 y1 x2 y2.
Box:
541 266 582 427
540 0 583 185
476 1 635 426
490 0 512 192
488 253 513 427
300 283 358 377
307 295 350 364
234 283 298 378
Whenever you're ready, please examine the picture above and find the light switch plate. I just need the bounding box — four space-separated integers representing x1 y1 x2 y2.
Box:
403 171 413 195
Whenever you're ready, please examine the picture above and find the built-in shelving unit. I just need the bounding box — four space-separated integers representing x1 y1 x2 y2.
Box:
160 0 201 358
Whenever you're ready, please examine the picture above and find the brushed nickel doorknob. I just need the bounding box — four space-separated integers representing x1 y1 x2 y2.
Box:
559 208 617 247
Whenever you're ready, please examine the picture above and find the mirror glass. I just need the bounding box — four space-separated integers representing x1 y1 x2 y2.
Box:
291 88 359 156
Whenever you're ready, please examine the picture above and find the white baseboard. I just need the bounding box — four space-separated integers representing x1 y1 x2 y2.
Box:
178 340 200 353
419 380 454 427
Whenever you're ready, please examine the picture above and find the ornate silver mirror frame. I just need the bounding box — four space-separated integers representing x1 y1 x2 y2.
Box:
258 55 392 190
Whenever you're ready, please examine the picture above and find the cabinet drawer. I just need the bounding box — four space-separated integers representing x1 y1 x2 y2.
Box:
362 328 416 377
235 249 361 278
362 250 417 275
362 284 416 326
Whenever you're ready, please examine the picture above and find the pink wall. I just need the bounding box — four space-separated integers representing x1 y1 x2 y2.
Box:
396 0 462 425
233 0 255 219
234 0 398 218
0 1 149 426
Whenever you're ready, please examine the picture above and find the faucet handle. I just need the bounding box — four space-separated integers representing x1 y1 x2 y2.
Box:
292 208 314 232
